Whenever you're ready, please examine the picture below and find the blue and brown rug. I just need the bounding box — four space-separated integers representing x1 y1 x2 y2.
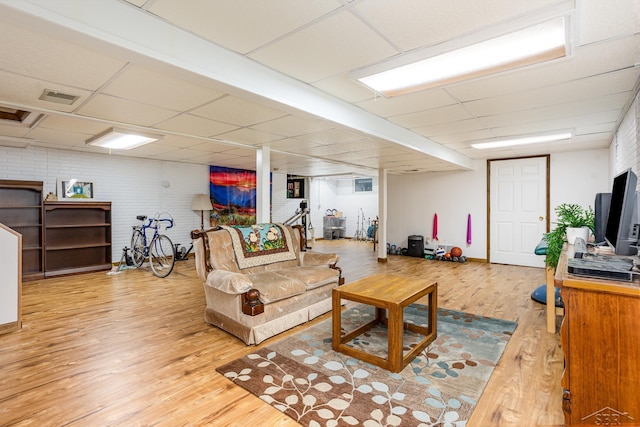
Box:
217 305 517 426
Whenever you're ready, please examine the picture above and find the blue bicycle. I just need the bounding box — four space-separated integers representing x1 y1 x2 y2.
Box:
130 213 175 278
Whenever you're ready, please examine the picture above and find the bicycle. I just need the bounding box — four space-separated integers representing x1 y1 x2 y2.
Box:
130 213 176 278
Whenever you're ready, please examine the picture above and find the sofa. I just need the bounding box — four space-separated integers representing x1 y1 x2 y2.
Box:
191 223 344 345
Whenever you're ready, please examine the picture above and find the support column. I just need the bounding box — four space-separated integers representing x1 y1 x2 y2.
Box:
377 168 388 262
256 147 271 224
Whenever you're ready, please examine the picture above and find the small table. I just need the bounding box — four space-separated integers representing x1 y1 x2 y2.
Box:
332 273 437 373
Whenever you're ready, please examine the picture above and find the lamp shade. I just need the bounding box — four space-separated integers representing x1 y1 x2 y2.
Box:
191 194 213 211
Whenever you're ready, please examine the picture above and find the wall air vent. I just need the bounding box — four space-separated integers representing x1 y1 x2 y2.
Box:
39 89 79 105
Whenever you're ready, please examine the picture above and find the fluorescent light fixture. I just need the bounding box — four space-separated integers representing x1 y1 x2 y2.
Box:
471 132 572 150
356 17 568 96
86 127 162 150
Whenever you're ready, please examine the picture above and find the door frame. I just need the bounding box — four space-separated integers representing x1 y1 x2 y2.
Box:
486 155 551 264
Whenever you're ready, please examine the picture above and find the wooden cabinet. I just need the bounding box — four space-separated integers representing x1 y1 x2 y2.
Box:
556 251 640 425
44 201 112 277
0 180 44 281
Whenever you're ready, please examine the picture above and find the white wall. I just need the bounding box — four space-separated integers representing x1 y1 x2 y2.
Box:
0 146 209 261
388 160 487 259
549 149 611 224
385 150 610 260
0 143 615 264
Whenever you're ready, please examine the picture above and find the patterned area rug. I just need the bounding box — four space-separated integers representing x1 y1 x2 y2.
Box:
217 305 517 426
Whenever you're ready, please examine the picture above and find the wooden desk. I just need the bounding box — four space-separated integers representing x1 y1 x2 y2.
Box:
555 249 640 425
332 274 437 373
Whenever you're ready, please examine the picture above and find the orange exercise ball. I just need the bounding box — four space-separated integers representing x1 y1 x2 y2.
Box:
451 247 463 257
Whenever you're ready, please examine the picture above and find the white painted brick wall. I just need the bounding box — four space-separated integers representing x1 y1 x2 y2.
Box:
0 146 209 262
613 94 639 187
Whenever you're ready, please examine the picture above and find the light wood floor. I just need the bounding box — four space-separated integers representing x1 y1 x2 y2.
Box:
0 239 564 426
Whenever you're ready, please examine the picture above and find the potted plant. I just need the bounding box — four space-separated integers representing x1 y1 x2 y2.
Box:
545 203 595 269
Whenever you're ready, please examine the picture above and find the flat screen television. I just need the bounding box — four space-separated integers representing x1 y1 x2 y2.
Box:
605 168 638 255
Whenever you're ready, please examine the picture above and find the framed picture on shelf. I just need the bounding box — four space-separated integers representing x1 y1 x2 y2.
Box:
57 178 95 201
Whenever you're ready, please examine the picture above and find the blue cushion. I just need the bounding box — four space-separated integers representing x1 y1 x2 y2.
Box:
531 284 564 308
534 236 548 256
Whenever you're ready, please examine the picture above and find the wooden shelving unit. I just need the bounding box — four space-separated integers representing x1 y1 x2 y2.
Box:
0 180 44 281
44 201 112 277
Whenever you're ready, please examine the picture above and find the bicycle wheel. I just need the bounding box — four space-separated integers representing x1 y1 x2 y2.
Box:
130 228 146 267
149 234 175 278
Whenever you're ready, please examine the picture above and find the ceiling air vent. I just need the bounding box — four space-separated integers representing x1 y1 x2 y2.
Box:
0 107 30 123
39 89 79 105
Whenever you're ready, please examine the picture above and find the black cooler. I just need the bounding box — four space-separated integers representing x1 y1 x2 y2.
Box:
407 235 424 257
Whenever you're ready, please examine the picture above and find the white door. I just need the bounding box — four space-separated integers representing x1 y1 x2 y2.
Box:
490 157 548 267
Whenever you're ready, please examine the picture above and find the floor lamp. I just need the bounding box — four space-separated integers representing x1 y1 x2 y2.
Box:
191 194 213 231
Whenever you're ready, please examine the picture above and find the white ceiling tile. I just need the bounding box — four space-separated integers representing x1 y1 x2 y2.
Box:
218 128 282 146
0 20 126 91
154 113 238 137
353 0 560 51
358 88 459 118
251 115 335 137
0 70 91 113
389 104 473 128
190 95 288 126
102 64 225 111
249 10 398 82
148 0 342 54
414 118 489 137
38 115 103 134
295 128 368 145
464 70 637 120
76 94 178 127
577 0 638 45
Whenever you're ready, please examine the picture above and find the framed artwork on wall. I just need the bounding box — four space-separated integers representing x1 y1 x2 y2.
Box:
57 178 95 201
287 177 305 199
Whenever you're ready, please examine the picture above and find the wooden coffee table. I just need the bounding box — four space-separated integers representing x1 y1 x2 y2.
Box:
332 273 437 373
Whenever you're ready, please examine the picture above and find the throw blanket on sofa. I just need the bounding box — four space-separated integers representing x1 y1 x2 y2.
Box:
221 223 297 269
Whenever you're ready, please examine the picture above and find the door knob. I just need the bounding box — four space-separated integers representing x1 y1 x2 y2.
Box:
539 216 544 221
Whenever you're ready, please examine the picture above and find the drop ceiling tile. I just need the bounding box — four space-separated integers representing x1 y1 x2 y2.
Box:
0 70 91 113
479 93 630 129
354 0 559 52
0 124 29 139
251 115 335 137
37 116 100 135
190 96 288 127
154 113 238 137
0 20 126 91
430 129 495 145
464 70 637 120
249 10 398 82
357 88 458 117
578 0 638 45
218 128 282 146
295 128 368 144
102 64 225 111
413 118 489 137
76 94 178 127
27 127 90 147
389 104 473 128
148 0 341 54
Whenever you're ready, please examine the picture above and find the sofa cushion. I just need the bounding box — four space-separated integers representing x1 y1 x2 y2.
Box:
247 271 307 304
205 270 253 294
275 266 339 291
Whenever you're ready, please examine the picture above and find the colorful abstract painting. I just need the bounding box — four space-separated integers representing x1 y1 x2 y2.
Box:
209 166 271 226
